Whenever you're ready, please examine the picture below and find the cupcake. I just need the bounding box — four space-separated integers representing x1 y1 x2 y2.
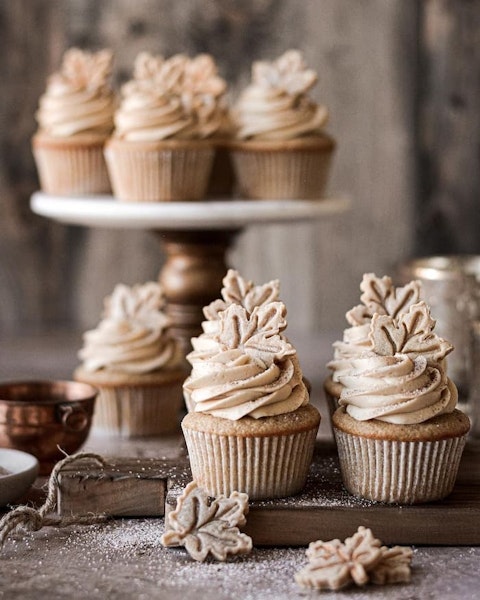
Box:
105 52 227 201
182 297 320 500
183 268 280 412
229 50 335 200
74 282 186 437
325 273 423 417
331 301 470 504
33 48 115 195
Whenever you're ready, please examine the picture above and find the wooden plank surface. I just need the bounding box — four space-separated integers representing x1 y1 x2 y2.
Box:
57 440 480 546
57 458 182 517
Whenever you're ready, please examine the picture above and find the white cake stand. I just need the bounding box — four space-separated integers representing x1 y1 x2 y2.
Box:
31 192 349 351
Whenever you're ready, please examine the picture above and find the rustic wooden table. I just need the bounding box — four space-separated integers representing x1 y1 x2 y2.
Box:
1 331 479 599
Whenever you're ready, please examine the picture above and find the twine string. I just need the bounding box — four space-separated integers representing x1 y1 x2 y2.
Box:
0 452 109 549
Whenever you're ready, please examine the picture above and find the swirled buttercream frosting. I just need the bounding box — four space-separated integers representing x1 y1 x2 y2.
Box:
78 282 180 374
114 52 227 141
331 305 457 424
36 48 115 137
331 274 423 381
184 302 308 420
336 354 457 424
234 50 328 140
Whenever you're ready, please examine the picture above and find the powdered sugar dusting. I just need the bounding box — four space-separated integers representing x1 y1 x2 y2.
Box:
1 520 480 599
167 444 376 511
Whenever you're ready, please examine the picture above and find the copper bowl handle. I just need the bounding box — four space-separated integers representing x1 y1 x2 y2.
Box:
57 402 90 433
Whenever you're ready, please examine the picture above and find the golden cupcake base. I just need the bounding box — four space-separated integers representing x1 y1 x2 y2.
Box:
333 407 470 504
104 137 215 202
228 134 335 200
182 404 320 500
32 132 111 195
74 367 186 437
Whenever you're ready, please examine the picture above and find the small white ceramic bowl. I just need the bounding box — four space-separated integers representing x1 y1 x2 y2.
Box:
0 448 39 506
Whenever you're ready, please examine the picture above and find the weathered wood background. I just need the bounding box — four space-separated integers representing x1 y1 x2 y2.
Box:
0 0 479 338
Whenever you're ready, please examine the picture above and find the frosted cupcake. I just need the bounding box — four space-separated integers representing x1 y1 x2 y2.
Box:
325 274 423 416
105 52 227 201
331 301 470 504
182 300 320 500
74 282 185 437
33 48 115 195
229 50 334 199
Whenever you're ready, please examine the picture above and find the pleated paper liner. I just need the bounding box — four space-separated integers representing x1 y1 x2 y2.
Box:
228 135 335 200
333 408 470 504
32 132 111 195
74 367 186 437
104 137 215 202
93 384 185 437
182 404 320 500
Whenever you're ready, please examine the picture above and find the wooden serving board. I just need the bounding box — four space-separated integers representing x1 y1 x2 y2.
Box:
57 441 480 546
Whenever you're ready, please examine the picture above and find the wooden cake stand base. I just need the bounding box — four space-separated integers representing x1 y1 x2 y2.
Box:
157 229 240 354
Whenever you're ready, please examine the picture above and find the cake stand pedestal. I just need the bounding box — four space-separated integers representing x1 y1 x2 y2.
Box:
155 228 239 354
31 192 349 353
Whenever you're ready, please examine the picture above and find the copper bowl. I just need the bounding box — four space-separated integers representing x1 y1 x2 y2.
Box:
0 380 97 474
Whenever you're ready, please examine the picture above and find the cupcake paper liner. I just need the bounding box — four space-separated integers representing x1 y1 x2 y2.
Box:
230 144 333 200
334 428 467 504
33 138 111 195
182 426 317 500
93 382 183 437
104 139 215 202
